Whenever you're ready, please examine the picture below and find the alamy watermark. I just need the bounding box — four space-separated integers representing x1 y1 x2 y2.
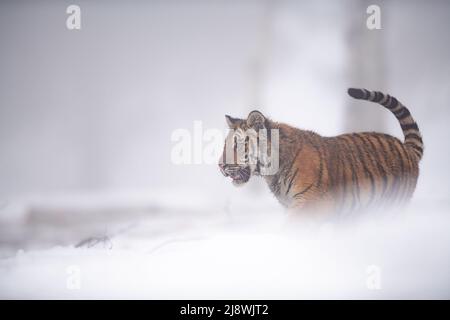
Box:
366 264 382 290
366 5 381 30
171 121 279 175
66 265 81 290
66 5 81 30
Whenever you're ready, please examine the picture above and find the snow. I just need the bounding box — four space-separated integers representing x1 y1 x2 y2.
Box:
1 190 449 299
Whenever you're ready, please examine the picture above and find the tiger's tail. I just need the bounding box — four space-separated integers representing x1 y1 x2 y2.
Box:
347 88 424 161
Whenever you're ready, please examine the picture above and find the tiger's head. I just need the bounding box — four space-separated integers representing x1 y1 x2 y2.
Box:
218 110 268 186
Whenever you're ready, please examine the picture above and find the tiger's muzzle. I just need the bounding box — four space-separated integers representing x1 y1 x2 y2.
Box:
219 163 251 185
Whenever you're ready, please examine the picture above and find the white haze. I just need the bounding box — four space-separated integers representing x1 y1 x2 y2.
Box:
1 0 450 299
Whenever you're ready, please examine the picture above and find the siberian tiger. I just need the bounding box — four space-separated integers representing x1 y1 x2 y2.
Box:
218 88 423 214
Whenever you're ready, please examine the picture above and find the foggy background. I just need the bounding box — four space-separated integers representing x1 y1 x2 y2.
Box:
0 0 450 299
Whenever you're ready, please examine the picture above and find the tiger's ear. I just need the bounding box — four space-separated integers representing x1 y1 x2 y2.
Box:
225 115 240 128
247 110 266 129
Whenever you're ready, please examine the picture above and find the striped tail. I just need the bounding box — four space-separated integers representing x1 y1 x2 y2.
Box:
347 88 424 161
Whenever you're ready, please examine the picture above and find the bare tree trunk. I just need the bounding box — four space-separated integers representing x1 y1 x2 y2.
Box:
246 0 276 194
345 0 388 133
247 0 276 111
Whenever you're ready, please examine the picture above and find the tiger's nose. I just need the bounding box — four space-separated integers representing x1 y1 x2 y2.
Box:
219 163 228 177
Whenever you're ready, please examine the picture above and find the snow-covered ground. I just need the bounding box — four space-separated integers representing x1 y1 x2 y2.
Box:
1 0 449 300
0 190 449 299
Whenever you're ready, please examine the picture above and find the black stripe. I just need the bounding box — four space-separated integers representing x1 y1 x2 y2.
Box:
269 175 282 196
400 122 419 132
373 91 384 102
407 145 419 200
364 134 389 200
385 96 399 109
386 97 398 110
383 95 392 108
304 135 324 189
347 157 358 212
341 136 361 208
338 157 347 213
408 143 423 154
350 134 376 206
394 107 411 120
394 142 412 204
293 183 313 199
326 140 337 191
285 168 298 196
340 139 358 213
385 137 406 202
283 148 302 185
355 133 388 206
372 135 391 166
413 149 423 158
400 148 414 203
410 148 422 158
382 138 399 204
405 133 423 143
394 108 411 120
372 134 393 206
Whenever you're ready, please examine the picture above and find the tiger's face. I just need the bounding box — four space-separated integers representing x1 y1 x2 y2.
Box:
218 110 266 186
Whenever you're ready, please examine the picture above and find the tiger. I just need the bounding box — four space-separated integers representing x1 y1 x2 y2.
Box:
218 88 423 215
